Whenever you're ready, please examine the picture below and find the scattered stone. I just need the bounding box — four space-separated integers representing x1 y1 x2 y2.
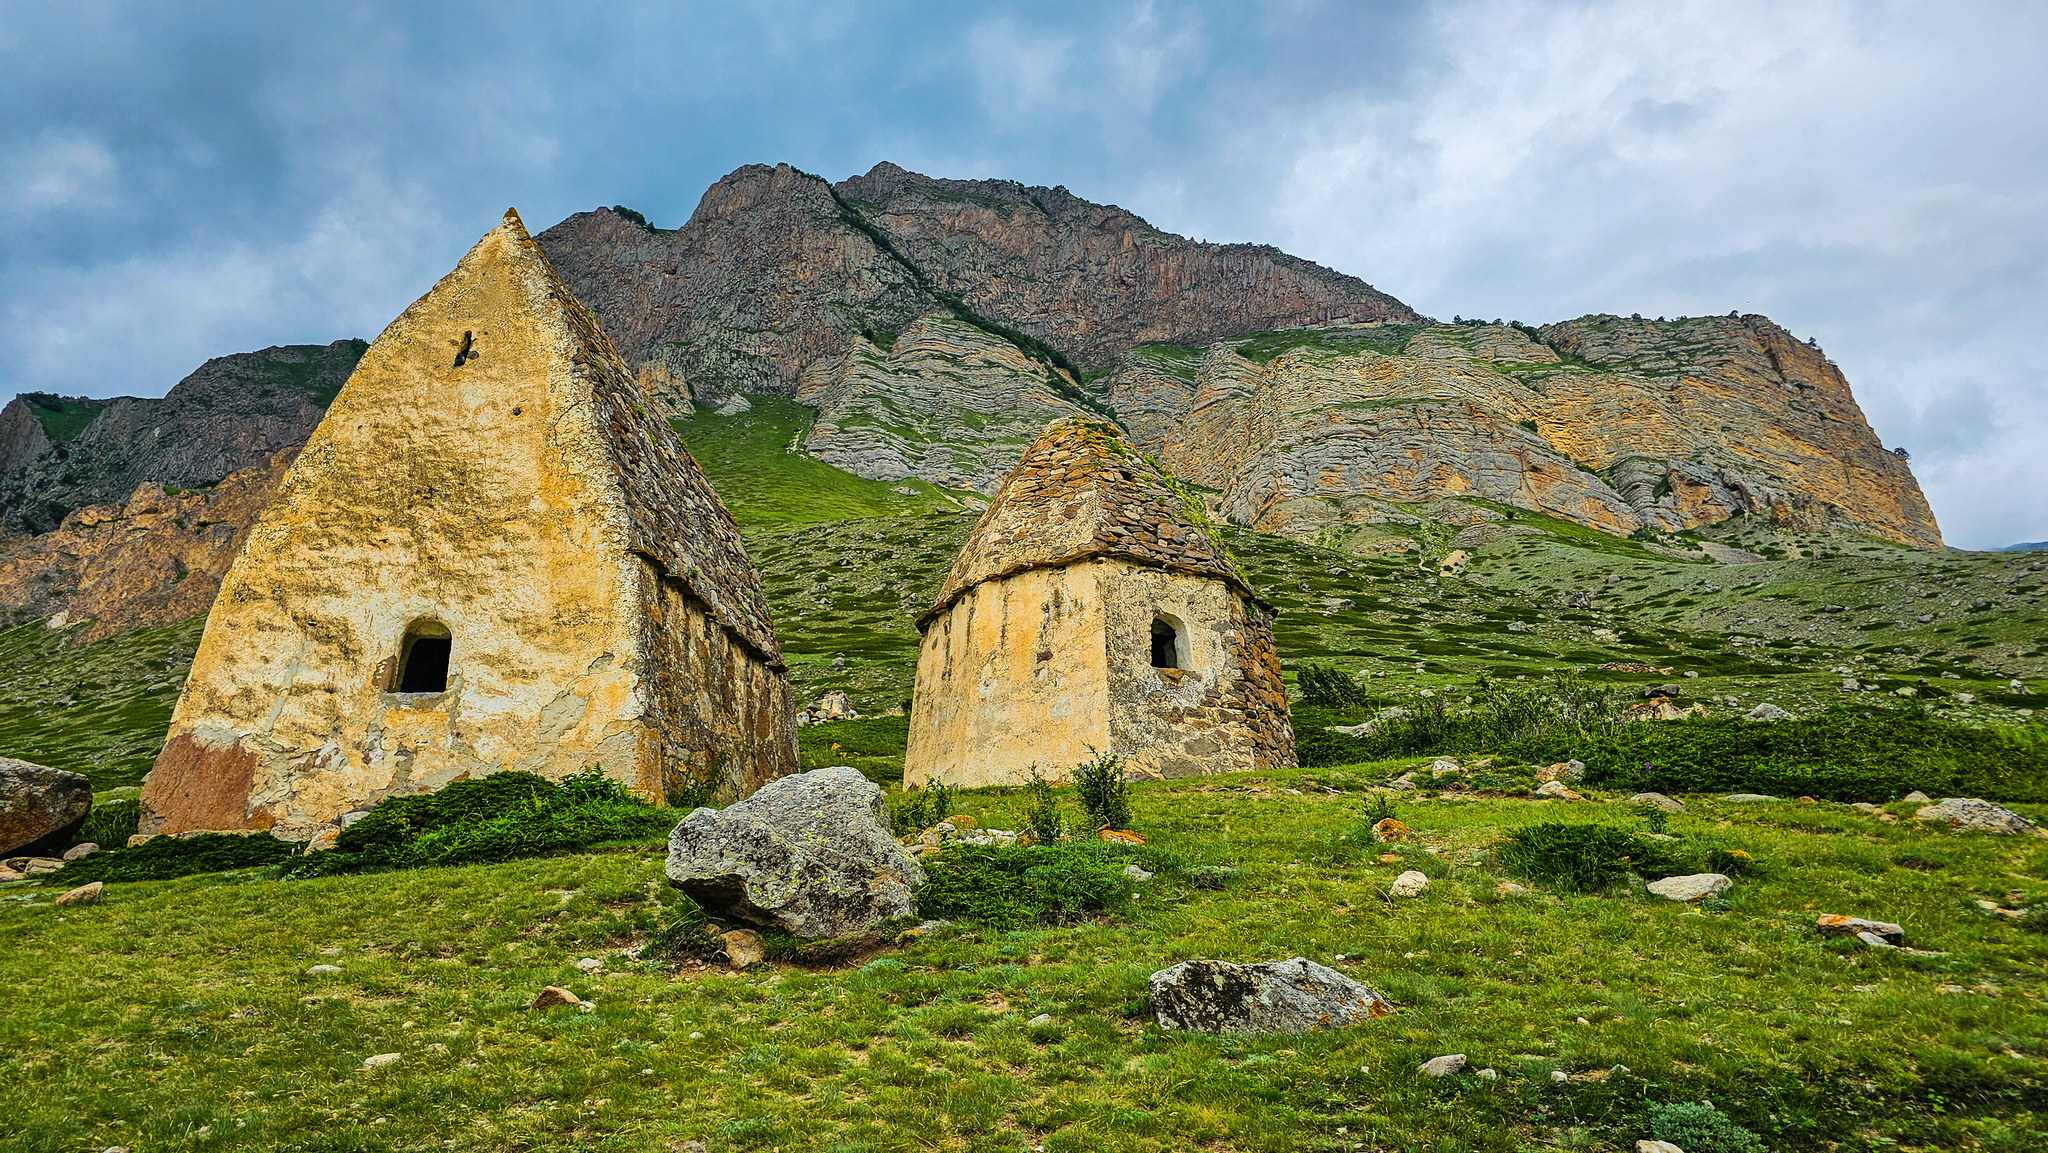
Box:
1376 853 1402 864
1551 1070 1570 1083
361 1052 401 1070
1390 870 1430 898
307 964 341 975
531 986 582 1009
0 864 19 882
1856 931 1895 949
1098 828 1146 845
1629 793 1684 812
1743 702 1793 722
304 828 340 853
1902 790 1930 802
53 881 103 908
1637 1142 1685 1153
1371 817 1407 843
719 929 765 969
62 842 99 861
0 758 93 857
1027 1013 1054 1027
1894 686 1917 698
1956 691 1976 704
1496 881 1527 896
1842 678 1862 691
1914 798 2043 836
1645 873 1733 902
1722 793 1778 803
1534 780 1583 800
1475 1067 1499 1080
126 833 154 848
1816 914 1904 945
666 766 925 938
1121 863 1154 882
12 856 63 876
1148 958 1395 1034
1642 684 1682 699
575 957 604 974
1428 758 1461 778
1850 802 1881 813
1419 1054 1467 1077
1535 760 1587 782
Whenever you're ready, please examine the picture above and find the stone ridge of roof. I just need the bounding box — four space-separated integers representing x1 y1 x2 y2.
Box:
918 418 1266 630
501 209 785 666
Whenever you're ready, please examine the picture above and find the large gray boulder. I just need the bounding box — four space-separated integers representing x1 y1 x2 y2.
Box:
1915 798 2043 837
0 758 91 856
665 766 924 939
1149 958 1394 1034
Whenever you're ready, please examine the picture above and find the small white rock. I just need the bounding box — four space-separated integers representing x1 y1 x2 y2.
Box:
1418 1053 1466 1077
1856 931 1896 950
1121 863 1154 882
575 957 603 973
1390 870 1430 898
1645 873 1733 902
307 964 341 975
1550 1070 1570 1083
1637 1141 1686 1153
362 1052 401 1070
1475 1067 1499 1080
1027 1013 1054 1027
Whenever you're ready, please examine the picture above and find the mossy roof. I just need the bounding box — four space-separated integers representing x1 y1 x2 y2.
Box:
919 418 1264 629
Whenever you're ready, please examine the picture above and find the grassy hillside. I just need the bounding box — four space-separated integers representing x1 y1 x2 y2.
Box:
3 767 2043 1152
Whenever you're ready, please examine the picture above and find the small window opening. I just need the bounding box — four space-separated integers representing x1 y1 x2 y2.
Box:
452 330 476 368
394 620 453 693
1150 616 1183 669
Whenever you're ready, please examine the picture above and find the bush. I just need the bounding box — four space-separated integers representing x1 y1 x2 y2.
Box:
643 892 722 964
75 798 141 849
1494 822 1674 892
1023 769 1068 844
284 768 675 877
1072 749 1132 832
59 832 300 884
1294 675 1626 767
1540 707 2048 803
1296 662 1377 708
1646 1101 1766 1153
889 780 956 836
916 844 1133 929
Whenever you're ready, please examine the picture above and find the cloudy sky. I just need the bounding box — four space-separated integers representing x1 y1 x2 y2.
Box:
3 0 2042 547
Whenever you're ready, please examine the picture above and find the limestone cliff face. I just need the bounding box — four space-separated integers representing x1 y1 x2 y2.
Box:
797 316 1091 493
1122 317 1942 550
834 162 1422 369
0 341 366 534
535 161 1424 402
0 452 292 641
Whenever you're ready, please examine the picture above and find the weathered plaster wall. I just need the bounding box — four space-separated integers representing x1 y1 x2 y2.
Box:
905 557 1295 789
904 564 1112 790
1098 558 1296 779
142 212 796 838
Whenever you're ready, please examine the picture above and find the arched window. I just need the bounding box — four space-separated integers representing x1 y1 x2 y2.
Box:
1150 614 1186 670
393 619 453 693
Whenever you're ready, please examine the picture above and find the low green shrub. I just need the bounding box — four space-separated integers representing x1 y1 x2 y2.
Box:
284 769 675 877
1532 707 2048 803
1296 662 1378 708
1072 749 1133 832
1646 1101 1767 1153
889 780 956 835
75 798 141 849
1494 822 1674 892
1294 675 1627 767
1023 769 1069 844
59 832 300 884
643 892 722 964
916 844 1133 929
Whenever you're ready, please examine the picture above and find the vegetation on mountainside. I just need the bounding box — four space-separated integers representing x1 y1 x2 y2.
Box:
670 396 966 526
14 392 110 444
0 617 199 789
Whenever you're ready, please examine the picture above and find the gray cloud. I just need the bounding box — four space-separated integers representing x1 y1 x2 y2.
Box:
1 0 2040 546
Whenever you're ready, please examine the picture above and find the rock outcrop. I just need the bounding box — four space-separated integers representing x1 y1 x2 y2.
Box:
797 316 1092 493
664 766 924 938
0 341 365 534
1147 957 1394 1034
0 757 92 856
533 162 1422 404
0 451 293 640
1117 317 1941 550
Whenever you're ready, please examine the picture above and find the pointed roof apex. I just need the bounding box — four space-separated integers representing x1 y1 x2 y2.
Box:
501 207 524 228
920 418 1262 628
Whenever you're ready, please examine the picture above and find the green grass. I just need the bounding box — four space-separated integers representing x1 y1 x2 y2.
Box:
672 397 968 527
14 392 110 444
4 768 2043 1151
0 617 201 790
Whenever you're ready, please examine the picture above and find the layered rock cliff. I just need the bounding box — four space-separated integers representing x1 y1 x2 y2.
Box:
0 341 365 533
0 451 294 641
797 316 1092 493
534 162 1421 401
1114 316 1941 551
